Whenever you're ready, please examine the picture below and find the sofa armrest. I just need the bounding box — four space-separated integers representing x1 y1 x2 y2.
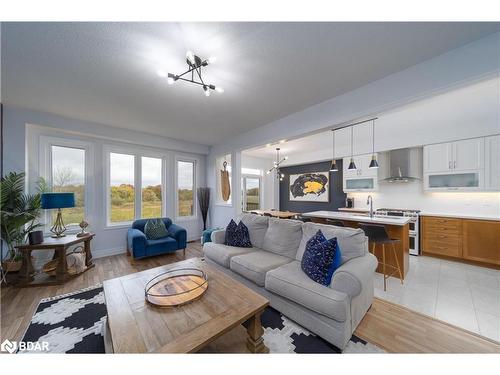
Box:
169 223 187 249
127 228 147 258
211 229 226 244
329 253 378 298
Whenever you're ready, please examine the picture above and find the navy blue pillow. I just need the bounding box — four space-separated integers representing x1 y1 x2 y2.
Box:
301 230 341 286
224 219 252 248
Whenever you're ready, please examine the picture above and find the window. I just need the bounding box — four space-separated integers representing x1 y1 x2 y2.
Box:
141 156 163 218
177 160 195 217
216 154 232 205
242 176 261 211
51 145 85 226
109 153 135 223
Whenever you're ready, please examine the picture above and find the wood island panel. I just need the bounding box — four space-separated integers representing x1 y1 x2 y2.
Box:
310 218 410 279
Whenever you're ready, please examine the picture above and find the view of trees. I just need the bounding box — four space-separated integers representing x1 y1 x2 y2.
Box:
52 166 84 225
178 188 194 216
245 187 260 210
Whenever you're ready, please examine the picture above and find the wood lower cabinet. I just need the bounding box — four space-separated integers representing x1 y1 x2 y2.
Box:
421 216 462 258
422 216 500 266
462 219 500 265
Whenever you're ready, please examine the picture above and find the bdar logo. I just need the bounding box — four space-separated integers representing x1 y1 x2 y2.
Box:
1 339 17 353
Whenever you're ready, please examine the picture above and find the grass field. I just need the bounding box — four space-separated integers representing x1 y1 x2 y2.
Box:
54 191 194 225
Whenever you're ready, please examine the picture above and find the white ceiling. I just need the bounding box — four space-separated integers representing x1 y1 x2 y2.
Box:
2 22 499 146
244 131 331 160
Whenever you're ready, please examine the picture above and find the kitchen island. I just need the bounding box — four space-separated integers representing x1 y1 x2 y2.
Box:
302 210 411 279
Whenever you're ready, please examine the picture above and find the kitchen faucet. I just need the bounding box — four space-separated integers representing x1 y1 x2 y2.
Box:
367 195 374 218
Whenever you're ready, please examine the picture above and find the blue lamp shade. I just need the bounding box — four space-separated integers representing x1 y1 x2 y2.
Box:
41 192 75 209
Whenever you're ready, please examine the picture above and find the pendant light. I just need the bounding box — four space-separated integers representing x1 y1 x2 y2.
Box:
347 126 357 170
369 118 379 169
330 129 338 172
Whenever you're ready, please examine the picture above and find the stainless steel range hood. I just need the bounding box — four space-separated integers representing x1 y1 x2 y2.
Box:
381 147 422 183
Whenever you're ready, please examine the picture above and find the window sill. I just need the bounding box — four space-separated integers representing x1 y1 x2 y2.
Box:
104 222 133 230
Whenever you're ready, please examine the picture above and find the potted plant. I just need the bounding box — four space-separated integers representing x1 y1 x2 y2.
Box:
1 172 47 272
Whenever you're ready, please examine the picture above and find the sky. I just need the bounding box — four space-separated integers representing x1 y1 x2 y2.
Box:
52 146 85 185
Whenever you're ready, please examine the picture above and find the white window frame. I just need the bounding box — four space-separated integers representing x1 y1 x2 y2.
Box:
39 135 94 234
104 145 168 228
175 156 197 221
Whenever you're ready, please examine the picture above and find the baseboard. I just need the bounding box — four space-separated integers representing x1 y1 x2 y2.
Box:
93 247 127 259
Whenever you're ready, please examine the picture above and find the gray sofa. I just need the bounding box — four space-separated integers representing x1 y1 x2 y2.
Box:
203 213 378 350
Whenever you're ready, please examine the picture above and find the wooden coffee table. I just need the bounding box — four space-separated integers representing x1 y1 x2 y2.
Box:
103 257 270 353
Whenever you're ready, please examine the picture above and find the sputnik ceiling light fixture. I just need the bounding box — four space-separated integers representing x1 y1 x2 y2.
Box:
267 147 288 181
158 51 223 97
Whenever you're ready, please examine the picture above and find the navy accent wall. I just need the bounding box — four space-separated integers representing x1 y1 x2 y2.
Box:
279 160 346 214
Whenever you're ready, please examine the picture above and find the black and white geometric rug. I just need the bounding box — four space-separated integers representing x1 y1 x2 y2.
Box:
19 285 384 354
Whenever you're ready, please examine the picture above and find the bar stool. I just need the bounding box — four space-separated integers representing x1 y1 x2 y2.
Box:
359 223 403 291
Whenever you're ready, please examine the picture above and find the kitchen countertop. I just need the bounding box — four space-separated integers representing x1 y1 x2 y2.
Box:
420 212 500 221
302 210 412 226
338 208 370 213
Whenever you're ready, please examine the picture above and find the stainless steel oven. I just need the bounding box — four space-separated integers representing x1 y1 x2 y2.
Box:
375 208 420 256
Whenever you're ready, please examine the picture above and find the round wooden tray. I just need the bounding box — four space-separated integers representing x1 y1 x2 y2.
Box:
144 268 208 307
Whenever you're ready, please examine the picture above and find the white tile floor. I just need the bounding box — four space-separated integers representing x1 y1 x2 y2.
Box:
374 255 500 342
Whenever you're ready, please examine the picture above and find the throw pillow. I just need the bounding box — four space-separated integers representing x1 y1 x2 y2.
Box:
144 218 169 240
301 230 341 286
224 219 252 247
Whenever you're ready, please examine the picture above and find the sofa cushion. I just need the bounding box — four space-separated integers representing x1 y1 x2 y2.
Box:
301 230 340 286
230 251 292 287
297 222 367 264
265 260 349 322
145 236 178 256
224 220 252 248
238 213 269 249
262 218 303 258
203 242 258 268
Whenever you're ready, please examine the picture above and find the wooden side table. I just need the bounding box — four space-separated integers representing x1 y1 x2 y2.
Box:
15 233 95 287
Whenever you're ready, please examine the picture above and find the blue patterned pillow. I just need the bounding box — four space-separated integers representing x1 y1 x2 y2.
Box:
301 230 341 286
144 218 169 240
224 219 252 247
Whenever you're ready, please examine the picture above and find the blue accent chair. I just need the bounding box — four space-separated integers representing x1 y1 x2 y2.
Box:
127 218 187 259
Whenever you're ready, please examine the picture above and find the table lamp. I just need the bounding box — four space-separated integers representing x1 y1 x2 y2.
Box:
41 192 75 238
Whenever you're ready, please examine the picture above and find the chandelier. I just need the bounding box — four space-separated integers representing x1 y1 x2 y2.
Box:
159 51 224 97
266 147 288 181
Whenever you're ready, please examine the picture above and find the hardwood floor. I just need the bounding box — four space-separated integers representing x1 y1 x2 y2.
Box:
1 241 499 353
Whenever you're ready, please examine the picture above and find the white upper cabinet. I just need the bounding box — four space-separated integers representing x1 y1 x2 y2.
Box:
453 138 484 171
485 135 500 190
423 137 486 191
424 138 484 173
342 153 379 192
424 143 453 173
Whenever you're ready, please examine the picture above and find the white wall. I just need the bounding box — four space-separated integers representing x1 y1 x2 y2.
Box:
2 107 208 261
347 182 500 218
208 32 500 228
